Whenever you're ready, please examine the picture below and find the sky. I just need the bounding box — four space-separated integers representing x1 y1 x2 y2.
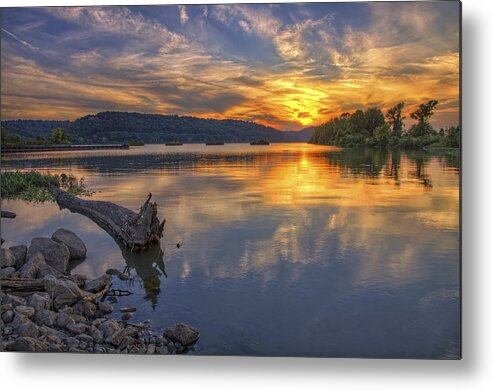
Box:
1 2 460 130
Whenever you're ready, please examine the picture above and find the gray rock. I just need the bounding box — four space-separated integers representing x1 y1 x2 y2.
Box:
146 344 156 354
164 323 200 346
15 305 35 318
37 263 63 278
64 337 80 348
15 318 39 338
27 237 70 274
18 252 46 279
2 310 14 323
51 228 87 260
72 300 97 319
35 309 58 327
100 320 125 346
5 337 47 352
43 275 85 308
90 326 104 344
121 313 133 321
56 311 76 327
39 325 68 341
77 333 94 344
9 245 28 268
156 345 169 354
3 294 27 307
0 266 16 278
83 274 112 293
28 292 52 312
65 322 87 334
98 301 113 315
1 248 16 267
65 274 87 287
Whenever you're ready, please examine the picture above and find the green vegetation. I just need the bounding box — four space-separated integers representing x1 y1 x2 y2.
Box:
1 126 71 146
310 100 460 149
1 112 314 145
1 171 93 203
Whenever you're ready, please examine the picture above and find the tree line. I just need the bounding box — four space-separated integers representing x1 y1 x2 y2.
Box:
310 100 460 149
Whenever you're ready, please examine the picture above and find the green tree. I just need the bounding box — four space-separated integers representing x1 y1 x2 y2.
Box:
386 102 405 137
50 127 70 144
410 100 438 136
1 125 8 144
373 123 392 146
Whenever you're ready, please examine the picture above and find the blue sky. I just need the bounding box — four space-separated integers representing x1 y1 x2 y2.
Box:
1 2 460 130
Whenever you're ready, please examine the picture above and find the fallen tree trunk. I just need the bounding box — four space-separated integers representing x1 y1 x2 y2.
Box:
1 211 16 219
50 189 165 252
1 277 45 293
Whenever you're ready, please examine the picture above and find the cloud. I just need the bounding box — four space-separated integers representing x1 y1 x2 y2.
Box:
1 3 460 129
178 5 189 25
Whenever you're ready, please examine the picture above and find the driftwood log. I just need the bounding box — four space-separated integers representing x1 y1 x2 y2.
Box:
50 189 165 252
0 277 45 293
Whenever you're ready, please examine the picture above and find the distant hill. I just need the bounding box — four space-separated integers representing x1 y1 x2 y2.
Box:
2 112 313 144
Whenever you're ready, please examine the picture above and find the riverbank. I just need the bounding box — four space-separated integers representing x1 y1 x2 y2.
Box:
1 228 199 354
1 144 129 154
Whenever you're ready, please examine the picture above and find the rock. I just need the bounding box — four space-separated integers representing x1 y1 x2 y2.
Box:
100 320 125 346
64 337 80 348
120 307 137 313
43 275 85 308
39 326 67 341
65 274 87 287
90 327 104 344
35 309 58 327
18 252 46 279
1 303 14 312
164 323 200 346
37 263 63 278
14 318 39 338
65 323 87 334
14 305 35 318
27 237 70 274
73 300 97 319
28 293 52 312
9 245 28 268
3 294 27 307
105 268 121 275
98 301 113 314
83 274 112 293
0 266 16 278
5 337 47 352
51 228 87 260
146 344 156 354
156 345 169 354
118 273 130 281
1 248 16 267
56 311 76 327
77 333 94 344
121 313 133 321
1 310 14 323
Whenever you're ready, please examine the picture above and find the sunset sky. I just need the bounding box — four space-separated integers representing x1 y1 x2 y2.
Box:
1 2 460 130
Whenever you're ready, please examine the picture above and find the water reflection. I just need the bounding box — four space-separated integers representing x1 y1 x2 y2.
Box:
1 143 460 357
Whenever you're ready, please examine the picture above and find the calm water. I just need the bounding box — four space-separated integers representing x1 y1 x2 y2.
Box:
1 143 460 358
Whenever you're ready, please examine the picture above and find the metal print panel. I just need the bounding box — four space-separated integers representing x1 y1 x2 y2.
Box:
0 1 461 358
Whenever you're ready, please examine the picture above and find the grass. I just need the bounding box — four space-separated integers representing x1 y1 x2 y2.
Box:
1 171 93 203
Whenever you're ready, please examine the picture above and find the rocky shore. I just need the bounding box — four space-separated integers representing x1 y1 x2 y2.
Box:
1 228 199 354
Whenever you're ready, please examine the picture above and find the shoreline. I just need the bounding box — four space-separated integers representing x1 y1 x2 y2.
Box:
1 228 199 354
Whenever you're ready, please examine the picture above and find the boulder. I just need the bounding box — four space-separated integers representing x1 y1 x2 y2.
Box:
14 317 39 338
5 337 47 352
164 323 200 346
0 266 16 278
83 274 112 293
43 275 86 308
18 252 46 279
2 294 27 307
9 245 28 268
72 300 97 319
14 305 35 318
28 292 52 312
37 263 63 278
51 228 87 260
100 319 125 346
1 248 16 267
1 310 14 323
35 309 58 327
27 237 70 274
97 301 113 315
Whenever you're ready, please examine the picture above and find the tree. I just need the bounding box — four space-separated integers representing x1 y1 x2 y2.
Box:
386 102 405 137
373 123 392 146
50 127 70 144
410 100 438 137
1 125 8 144
363 107 386 137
